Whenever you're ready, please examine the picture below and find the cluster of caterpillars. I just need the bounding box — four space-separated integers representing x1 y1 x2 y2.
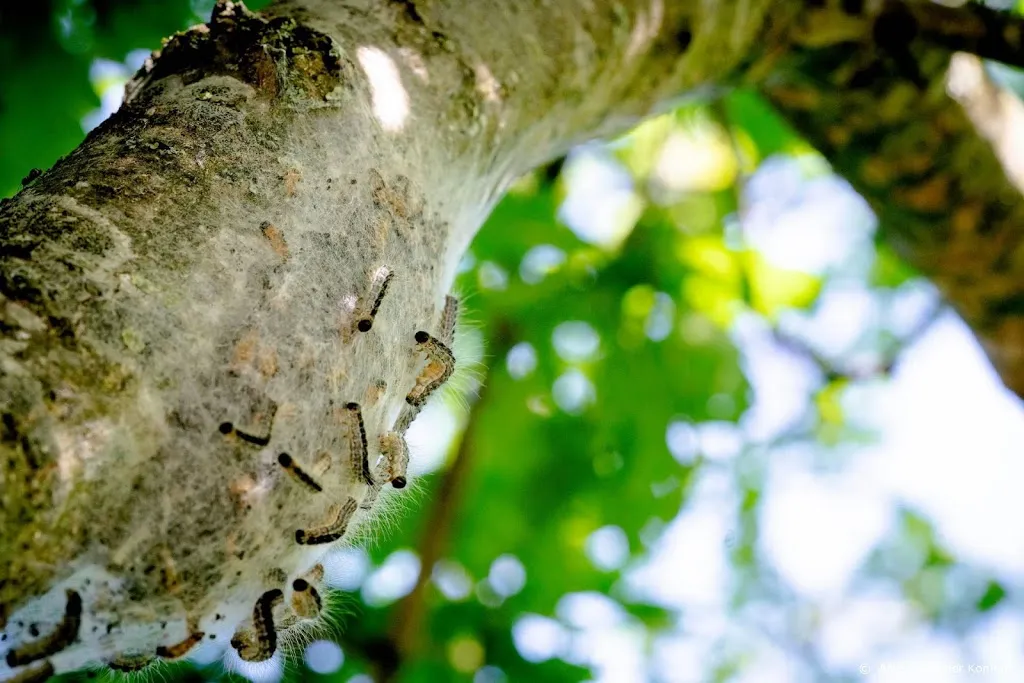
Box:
0 586 216 680
0 267 459 680
105 563 329 674
224 564 329 664
217 265 459 665
278 267 457 543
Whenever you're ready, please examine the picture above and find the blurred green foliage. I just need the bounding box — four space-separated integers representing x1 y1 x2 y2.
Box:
1 0 194 197
3 2 1014 683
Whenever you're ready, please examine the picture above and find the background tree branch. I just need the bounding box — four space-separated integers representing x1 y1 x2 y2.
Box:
760 5 1024 398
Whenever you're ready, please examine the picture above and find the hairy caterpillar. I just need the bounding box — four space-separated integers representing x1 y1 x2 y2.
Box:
294 498 358 546
276 453 324 493
155 629 205 660
289 579 322 620
378 432 409 489
440 294 459 345
355 265 394 333
107 654 155 673
359 431 409 511
218 422 272 448
231 590 283 663
4 591 81 668
344 402 374 487
406 331 457 407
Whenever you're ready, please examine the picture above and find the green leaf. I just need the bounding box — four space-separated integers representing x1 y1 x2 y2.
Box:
722 88 809 161
976 581 1007 612
871 243 919 288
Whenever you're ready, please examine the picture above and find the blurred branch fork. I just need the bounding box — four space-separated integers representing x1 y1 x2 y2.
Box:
770 303 944 383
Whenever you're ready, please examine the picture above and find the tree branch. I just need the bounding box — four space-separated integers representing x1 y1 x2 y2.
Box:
771 302 944 383
889 0 1024 72
10 0 1024 676
0 0 786 673
761 12 1024 398
792 1 1024 72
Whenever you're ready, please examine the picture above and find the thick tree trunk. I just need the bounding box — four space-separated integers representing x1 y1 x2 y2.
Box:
0 0 775 676
4 0 1024 678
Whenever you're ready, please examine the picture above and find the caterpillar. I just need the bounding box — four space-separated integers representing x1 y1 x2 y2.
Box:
218 421 271 448
378 432 409 489
406 331 456 408
155 629 204 660
294 497 358 545
231 589 283 662
356 265 393 332
107 653 154 672
276 453 323 492
4 590 81 668
440 294 459 345
289 579 322 619
345 402 374 486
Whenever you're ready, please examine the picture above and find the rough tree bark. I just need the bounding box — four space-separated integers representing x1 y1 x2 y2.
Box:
765 2 1024 396
0 0 1021 680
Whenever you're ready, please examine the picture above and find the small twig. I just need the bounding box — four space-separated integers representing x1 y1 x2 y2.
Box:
771 300 945 382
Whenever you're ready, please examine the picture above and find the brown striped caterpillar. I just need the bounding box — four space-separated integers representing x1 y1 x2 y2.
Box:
289 579 322 620
231 589 283 662
406 331 456 407
5 661 53 683
356 265 393 332
155 629 204 660
107 653 154 673
276 453 323 492
345 402 374 486
359 432 409 510
378 432 409 489
294 497 358 546
218 421 271 447
272 564 326 633
4 590 81 668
